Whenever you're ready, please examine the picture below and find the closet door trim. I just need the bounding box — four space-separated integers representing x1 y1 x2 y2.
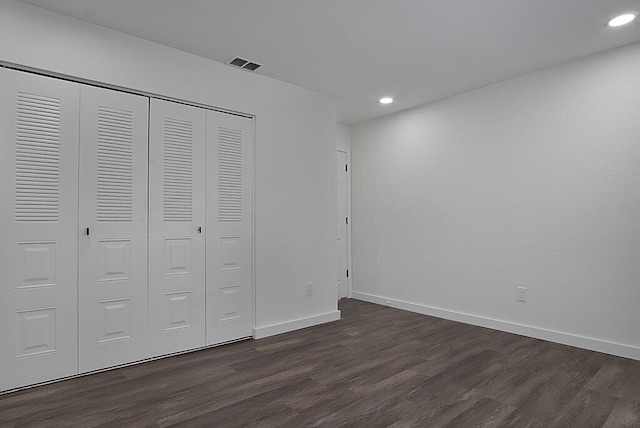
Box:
0 63 254 119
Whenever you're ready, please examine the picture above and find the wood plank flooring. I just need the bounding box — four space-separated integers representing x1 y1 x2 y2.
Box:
2 298 640 427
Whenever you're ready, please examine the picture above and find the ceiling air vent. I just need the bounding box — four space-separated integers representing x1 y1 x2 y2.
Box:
226 56 262 72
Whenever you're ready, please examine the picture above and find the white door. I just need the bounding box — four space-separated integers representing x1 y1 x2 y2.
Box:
337 151 349 299
148 99 206 356
0 68 79 390
78 86 149 372
206 111 254 345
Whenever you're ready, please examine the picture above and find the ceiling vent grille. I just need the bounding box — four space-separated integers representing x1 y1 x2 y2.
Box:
226 56 262 72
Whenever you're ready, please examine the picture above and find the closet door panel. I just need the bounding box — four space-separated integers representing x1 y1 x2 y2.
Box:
0 68 79 391
78 86 149 373
206 111 254 345
149 99 206 356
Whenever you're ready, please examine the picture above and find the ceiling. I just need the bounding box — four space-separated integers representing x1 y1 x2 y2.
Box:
20 0 640 124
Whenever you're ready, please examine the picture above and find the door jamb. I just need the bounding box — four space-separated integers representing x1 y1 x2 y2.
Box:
337 149 352 299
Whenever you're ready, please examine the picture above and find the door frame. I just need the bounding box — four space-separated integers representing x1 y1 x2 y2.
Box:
337 149 352 299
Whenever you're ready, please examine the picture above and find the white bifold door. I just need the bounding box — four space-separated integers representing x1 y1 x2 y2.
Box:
0 68 255 392
78 86 149 373
148 99 206 356
206 110 254 345
0 68 80 391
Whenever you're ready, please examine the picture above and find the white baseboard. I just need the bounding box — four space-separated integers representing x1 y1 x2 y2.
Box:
253 310 341 339
352 291 640 361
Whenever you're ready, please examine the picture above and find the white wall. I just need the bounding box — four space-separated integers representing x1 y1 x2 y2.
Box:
337 123 351 152
0 0 339 336
351 41 640 360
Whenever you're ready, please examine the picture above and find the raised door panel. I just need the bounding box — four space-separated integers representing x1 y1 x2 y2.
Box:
206 111 254 345
149 99 206 356
0 68 79 391
78 85 149 373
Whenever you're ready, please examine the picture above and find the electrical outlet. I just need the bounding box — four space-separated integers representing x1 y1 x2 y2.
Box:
517 287 528 302
306 282 313 296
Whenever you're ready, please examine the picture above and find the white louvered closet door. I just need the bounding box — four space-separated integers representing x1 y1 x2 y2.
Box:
78 86 149 373
149 99 206 356
206 111 254 345
0 68 80 391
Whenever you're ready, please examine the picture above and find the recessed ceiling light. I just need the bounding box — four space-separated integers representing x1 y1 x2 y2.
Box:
607 13 637 27
379 97 394 104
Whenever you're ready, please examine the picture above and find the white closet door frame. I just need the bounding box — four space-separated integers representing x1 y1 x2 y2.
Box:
337 149 351 299
78 85 149 373
205 111 254 345
148 99 206 356
0 68 80 391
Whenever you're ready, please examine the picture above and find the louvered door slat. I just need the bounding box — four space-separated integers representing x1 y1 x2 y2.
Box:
163 117 194 222
14 92 62 223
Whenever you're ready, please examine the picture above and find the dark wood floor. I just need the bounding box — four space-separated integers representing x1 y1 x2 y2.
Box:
2 299 640 427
